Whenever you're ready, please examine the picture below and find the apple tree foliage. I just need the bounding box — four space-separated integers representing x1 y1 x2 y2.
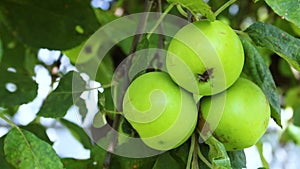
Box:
0 0 299 168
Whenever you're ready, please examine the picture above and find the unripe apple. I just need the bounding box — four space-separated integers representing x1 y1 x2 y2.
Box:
122 72 198 150
166 20 244 96
199 78 270 151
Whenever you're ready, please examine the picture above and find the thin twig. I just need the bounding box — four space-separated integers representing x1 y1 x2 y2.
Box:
102 113 122 169
157 0 164 49
146 3 175 39
156 0 165 70
119 0 154 109
148 0 165 70
103 1 154 168
186 134 195 169
129 0 154 55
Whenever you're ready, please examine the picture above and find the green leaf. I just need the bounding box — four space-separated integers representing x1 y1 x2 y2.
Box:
256 142 269 168
167 0 215 21
241 37 281 127
228 150 246 169
0 23 26 71
274 17 299 37
0 23 38 75
62 158 91 169
64 32 114 85
76 97 88 120
62 158 100 169
0 136 15 169
205 137 231 168
152 152 183 169
119 117 136 137
21 123 52 145
264 0 300 27
96 90 112 127
59 118 93 149
110 154 156 169
4 128 63 169
278 58 296 78
77 55 114 86
37 71 86 118
0 66 37 108
0 0 99 50
245 22 300 72
93 8 119 25
279 124 300 145
170 141 190 165
198 143 211 169
118 36 134 55
0 38 3 62
103 88 115 111
92 111 107 128
0 23 38 108
293 105 300 127
90 145 106 168
96 56 114 86
284 87 300 108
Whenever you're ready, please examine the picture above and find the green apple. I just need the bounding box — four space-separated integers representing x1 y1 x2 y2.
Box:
166 20 244 96
199 78 270 151
122 72 198 150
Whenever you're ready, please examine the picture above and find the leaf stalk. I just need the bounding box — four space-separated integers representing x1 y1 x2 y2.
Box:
214 0 237 17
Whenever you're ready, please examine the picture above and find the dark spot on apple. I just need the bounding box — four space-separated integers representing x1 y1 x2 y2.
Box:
158 140 164 144
230 147 238 151
197 68 214 82
85 46 92 53
215 133 230 144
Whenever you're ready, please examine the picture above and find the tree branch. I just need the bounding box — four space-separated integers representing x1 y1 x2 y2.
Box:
148 0 165 71
103 1 154 168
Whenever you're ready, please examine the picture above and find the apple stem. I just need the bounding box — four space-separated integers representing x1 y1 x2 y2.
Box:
186 134 196 169
187 133 213 169
192 138 200 169
197 143 213 169
214 0 237 17
176 4 188 18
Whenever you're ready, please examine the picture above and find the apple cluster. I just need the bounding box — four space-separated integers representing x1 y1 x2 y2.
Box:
122 20 270 151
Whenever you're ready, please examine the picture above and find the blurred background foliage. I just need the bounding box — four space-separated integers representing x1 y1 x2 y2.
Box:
0 0 299 168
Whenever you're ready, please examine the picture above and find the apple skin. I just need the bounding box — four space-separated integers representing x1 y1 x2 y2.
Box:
199 78 270 151
122 72 198 151
166 20 244 96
